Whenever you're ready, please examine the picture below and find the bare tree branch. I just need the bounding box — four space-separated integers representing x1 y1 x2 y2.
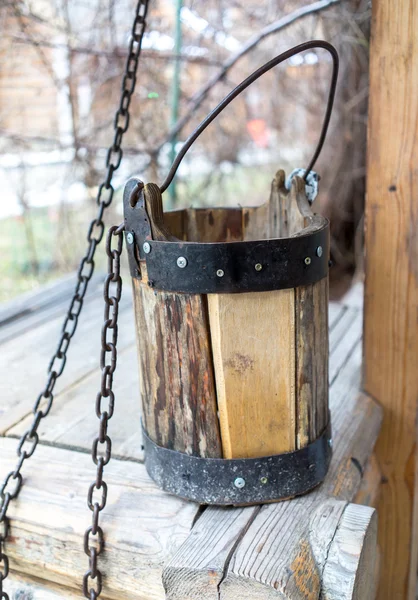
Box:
157 0 341 153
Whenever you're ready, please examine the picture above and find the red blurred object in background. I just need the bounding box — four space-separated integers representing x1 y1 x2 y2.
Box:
246 118 269 147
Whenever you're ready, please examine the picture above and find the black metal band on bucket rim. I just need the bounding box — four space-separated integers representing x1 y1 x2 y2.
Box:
142 422 332 506
130 224 329 294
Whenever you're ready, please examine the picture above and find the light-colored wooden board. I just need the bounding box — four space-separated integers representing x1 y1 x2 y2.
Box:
0 273 105 345
364 1 418 597
6 571 93 600
0 287 136 435
328 301 345 329
329 305 359 354
208 289 296 459
8 342 144 460
0 438 199 600
329 307 363 385
163 505 261 600
165 339 383 600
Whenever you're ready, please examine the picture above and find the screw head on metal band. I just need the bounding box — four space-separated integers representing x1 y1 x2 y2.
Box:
216 269 225 277
177 256 188 268
126 232 134 245
143 241 151 254
234 477 246 489
304 257 312 265
316 246 323 257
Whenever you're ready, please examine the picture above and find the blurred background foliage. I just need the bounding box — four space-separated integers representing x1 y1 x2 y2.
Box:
0 0 369 302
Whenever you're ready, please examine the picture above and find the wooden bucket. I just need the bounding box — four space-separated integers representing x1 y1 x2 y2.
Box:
123 169 331 505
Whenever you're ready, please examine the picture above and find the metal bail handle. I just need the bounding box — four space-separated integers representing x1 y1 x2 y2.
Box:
159 40 339 193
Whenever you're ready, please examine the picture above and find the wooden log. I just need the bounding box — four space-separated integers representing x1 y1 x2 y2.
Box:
364 2 418 597
320 503 378 600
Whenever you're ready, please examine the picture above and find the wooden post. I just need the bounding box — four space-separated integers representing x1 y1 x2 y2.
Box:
364 2 418 598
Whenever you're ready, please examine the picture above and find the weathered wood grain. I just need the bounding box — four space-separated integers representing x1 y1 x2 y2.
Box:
0 288 136 435
163 505 260 600
133 279 221 457
329 307 362 385
364 1 418 597
0 438 199 600
295 277 329 448
8 342 144 460
321 504 378 600
242 203 269 241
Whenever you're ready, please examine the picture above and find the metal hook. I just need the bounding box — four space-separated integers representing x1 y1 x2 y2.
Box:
159 40 339 194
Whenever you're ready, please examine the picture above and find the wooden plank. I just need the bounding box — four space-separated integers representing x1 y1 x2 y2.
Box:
6 571 91 600
186 208 243 242
0 273 105 345
132 183 222 457
364 2 418 598
8 343 143 460
206 171 322 460
163 505 260 600
329 307 362 385
295 277 329 448
133 279 222 457
0 289 136 434
164 341 383 600
208 289 296 459
0 438 199 600
328 301 345 330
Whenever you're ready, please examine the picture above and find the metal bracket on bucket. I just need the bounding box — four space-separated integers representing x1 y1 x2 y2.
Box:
142 421 332 505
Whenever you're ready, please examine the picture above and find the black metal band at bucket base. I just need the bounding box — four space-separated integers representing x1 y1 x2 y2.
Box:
142 423 332 506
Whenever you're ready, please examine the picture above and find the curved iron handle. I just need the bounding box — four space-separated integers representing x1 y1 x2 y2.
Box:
159 40 339 193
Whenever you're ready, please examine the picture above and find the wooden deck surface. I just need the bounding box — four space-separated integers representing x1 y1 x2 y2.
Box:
0 277 376 599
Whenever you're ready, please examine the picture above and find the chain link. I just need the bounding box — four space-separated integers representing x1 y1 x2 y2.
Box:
83 225 124 599
0 1 149 598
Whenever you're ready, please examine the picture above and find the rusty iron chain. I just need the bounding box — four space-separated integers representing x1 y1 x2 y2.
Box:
83 224 124 600
0 2 149 599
